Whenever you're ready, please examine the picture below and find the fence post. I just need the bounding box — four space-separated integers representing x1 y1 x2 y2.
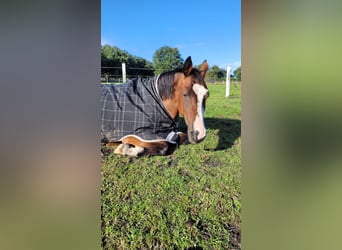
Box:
122 63 127 83
225 66 231 97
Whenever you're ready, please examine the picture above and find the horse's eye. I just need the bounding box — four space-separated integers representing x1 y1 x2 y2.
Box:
183 90 189 97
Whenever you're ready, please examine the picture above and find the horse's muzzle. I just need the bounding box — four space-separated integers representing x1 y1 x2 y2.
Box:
189 130 206 144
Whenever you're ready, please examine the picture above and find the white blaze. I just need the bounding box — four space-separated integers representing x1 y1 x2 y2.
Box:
192 84 208 141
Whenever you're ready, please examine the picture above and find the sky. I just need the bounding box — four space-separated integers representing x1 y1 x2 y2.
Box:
101 0 241 71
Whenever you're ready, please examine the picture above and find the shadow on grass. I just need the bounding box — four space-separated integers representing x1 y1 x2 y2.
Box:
206 117 241 151
178 117 241 151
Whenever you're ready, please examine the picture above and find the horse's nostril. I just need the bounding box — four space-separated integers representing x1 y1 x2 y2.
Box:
190 130 199 138
190 131 198 135
189 130 199 143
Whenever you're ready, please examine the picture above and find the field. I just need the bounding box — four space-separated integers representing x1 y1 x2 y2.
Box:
101 82 241 249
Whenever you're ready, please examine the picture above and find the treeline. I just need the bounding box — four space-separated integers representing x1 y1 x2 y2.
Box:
101 45 241 82
101 45 154 79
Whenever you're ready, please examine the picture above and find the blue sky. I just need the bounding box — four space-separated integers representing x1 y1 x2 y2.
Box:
101 0 241 71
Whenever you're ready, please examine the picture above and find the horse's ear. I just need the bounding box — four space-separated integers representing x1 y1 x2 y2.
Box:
200 60 208 78
182 56 193 76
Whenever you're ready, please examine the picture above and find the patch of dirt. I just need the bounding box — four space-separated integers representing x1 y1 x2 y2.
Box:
185 219 241 249
226 223 241 249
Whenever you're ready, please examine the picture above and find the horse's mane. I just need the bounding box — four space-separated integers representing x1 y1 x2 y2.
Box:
157 67 202 100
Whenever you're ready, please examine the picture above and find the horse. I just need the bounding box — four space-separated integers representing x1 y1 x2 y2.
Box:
101 56 209 156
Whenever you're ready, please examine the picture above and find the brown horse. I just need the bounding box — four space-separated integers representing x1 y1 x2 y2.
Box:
101 56 209 156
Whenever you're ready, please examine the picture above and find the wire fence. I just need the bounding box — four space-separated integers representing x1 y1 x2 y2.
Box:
101 66 239 84
101 66 154 83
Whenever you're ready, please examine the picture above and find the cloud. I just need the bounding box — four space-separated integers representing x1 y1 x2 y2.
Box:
101 37 115 46
220 60 241 71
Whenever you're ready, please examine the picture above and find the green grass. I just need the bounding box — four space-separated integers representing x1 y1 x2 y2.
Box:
101 83 241 249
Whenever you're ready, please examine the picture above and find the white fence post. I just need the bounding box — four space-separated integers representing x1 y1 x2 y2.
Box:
122 63 127 83
225 66 231 97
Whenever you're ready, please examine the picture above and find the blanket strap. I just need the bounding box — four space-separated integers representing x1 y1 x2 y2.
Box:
165 131 179 144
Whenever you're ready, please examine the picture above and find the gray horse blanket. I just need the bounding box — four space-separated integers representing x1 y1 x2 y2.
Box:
101 77 179 143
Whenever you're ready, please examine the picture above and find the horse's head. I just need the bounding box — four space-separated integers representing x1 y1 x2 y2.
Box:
160 56 208 143
158 56 209 143
178 57 209 143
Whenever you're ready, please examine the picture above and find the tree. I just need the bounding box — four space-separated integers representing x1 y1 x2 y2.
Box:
101 45 154 79
153 46 183 75
233 66 241 82
206 65 227 82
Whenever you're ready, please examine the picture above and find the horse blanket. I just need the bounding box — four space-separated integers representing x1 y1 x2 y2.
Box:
101 77 179 143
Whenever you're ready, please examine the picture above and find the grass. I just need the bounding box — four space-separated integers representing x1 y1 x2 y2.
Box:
101 82 241 249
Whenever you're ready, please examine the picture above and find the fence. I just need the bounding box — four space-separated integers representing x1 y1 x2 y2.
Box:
101 64 239 87
101 63 154 83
